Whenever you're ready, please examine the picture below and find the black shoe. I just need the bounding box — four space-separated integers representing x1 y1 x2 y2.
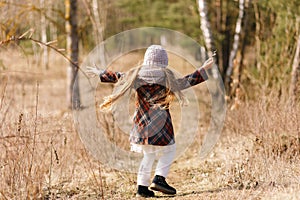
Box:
149 175 176 195
136 185 155 198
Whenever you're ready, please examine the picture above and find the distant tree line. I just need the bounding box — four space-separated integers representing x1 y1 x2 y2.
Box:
0 0 299 104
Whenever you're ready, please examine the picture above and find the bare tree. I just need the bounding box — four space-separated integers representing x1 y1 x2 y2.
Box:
40 0 48 69
65 0 80 109
225 0 245 90
82 0 107 64
82 0 104 44
197 0 216 56
253 1 261 72
289 34 300 104
197 0 223 83
197 0 226 157
92 0 106 43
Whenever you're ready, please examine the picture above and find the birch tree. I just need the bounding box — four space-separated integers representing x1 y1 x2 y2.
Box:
197 0 226 157
225 0 245 91
65 0 80 109
197 0 223 81
197 0 215 56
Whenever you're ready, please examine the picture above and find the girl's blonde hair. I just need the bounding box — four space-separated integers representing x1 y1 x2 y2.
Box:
99 66 187 111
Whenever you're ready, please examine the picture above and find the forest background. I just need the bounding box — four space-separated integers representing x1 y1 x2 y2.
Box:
0 0 299 199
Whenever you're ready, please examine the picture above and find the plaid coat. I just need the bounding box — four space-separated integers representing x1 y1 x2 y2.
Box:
99 68 208 146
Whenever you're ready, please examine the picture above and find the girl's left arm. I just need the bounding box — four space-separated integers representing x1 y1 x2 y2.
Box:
177 68 208 90
176 57 213 90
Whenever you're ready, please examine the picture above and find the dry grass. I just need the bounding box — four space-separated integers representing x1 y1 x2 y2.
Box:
0 49 299 199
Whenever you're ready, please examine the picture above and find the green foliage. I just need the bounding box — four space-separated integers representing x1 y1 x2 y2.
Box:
107 0 201 41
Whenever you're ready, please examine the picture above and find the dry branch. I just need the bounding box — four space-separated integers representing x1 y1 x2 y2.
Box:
0 31 90 79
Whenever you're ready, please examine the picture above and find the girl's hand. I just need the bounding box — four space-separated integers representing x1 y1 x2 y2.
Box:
200 57 214 70
85 66 104 77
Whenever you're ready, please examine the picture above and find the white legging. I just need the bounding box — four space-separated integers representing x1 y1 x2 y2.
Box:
137 144 176 186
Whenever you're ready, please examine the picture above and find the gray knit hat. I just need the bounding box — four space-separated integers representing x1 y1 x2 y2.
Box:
138 45 168 83
142 45 168 67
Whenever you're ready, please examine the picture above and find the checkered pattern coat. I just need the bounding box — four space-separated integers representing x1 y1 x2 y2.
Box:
99 68 208 146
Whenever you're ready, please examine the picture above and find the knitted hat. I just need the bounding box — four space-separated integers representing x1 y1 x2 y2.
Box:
142 45 168 67
138 45 168 84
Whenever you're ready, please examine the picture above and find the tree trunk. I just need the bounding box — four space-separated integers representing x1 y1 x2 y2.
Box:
92 0 107 65
197 0 222 81
289 34 300 104
50 2 58 42
40 0 49 69
197 0 216 56
253 1 261 72
216 0 226 75
225 0 245 92
197 0 226 158
92 0 104 44
65 0 80 109
81 0 107 64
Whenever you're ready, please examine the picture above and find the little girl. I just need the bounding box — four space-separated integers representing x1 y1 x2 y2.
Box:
86 45 214 197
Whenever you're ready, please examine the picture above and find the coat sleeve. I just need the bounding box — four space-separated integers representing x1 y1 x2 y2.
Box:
176 68 208 90
99 70 124 83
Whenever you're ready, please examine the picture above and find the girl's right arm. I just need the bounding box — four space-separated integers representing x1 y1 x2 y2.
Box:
86 66 123 83
99 70 123 83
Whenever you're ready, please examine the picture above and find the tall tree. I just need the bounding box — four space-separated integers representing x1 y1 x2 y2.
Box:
40 0 48 69
289 34 300 104
92 0 105 44
197 0 226 157
65 0 80 109
81 0 106 45
225 0 245 91
197 0 216 56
